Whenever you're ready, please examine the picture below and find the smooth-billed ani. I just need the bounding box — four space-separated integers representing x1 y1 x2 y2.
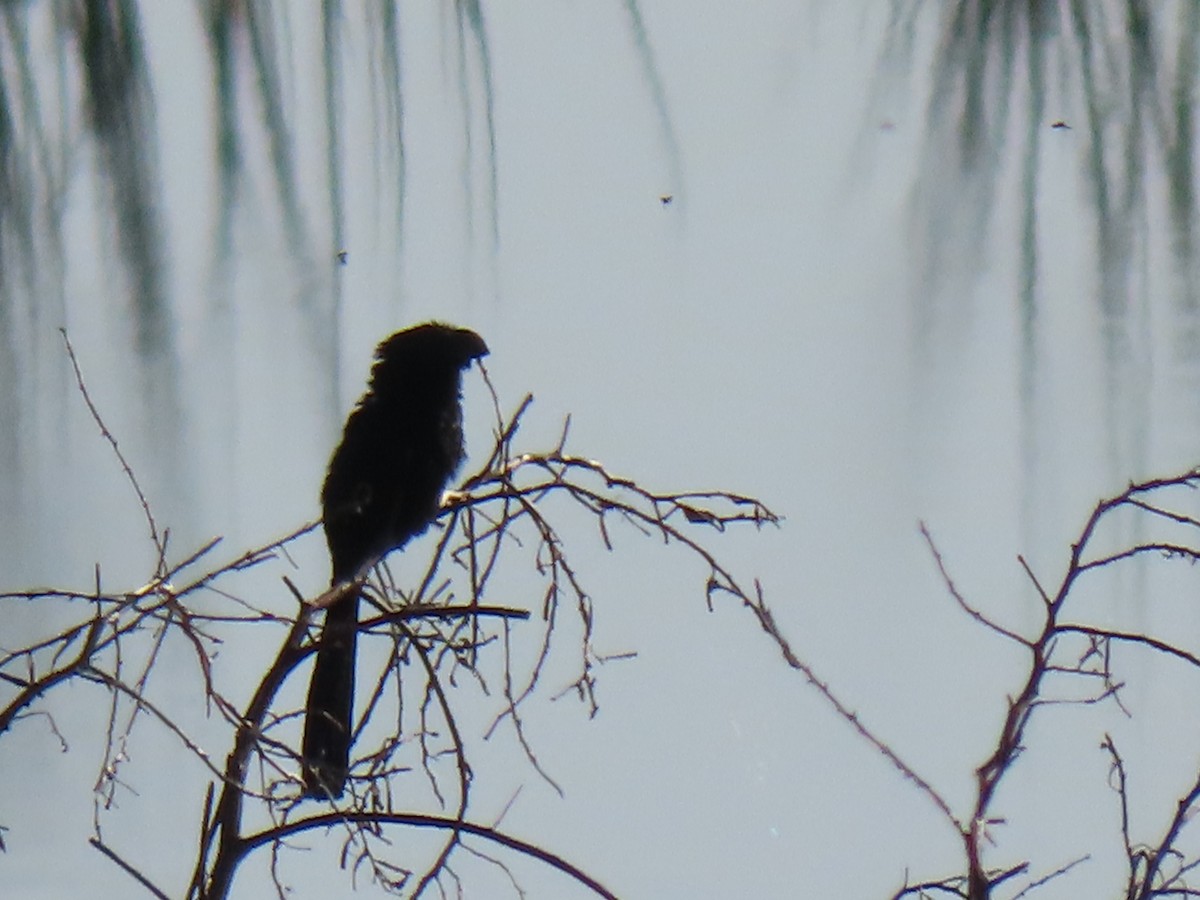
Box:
301 322 489 799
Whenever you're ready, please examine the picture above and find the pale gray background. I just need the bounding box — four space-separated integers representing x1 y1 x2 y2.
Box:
3 2 1200 897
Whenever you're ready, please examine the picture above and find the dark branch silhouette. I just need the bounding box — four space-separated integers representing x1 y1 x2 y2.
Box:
302 322 489 799
27 331 1200 900
7 328 778 898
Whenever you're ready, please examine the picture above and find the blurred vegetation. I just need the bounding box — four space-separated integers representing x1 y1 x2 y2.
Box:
0 2 677 542
875 0 1200 524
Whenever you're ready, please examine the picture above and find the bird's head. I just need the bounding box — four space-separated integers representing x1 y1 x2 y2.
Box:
370 322 489 384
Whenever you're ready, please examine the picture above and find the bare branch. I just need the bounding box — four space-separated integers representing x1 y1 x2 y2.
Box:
60 327 166 570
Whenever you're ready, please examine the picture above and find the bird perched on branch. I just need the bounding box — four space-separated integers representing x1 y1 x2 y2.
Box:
301 322 489 799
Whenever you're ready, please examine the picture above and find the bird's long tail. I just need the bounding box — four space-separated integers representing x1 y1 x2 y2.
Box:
302 589 359 798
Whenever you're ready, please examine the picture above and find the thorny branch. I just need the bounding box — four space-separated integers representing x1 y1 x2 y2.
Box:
1 345 778 899
19 339 1200 900
897 470 1200 899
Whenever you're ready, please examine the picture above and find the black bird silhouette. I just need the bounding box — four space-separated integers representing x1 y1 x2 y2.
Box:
301 322 488 798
